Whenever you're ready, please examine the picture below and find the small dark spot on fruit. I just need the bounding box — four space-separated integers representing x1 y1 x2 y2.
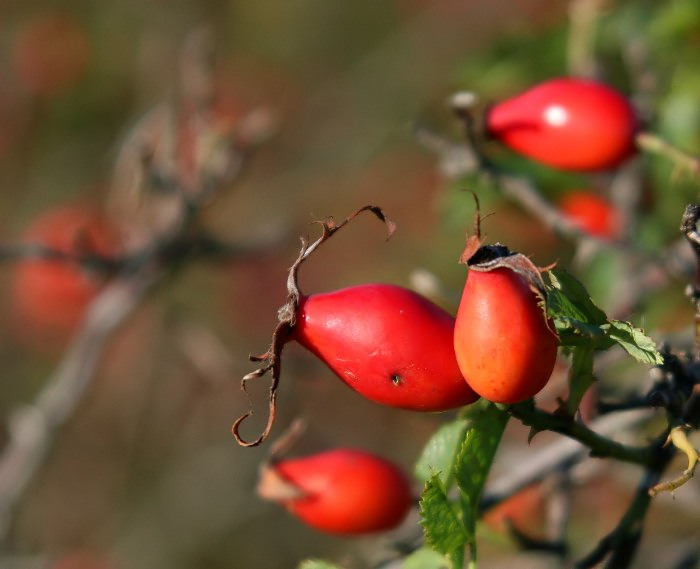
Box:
391 373 402 386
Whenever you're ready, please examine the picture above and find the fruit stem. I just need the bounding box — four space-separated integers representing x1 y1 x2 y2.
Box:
636 132 700 178
508 402 653 466
232 206 395 447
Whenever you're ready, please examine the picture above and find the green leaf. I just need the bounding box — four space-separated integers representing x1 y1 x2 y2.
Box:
453 404 509 539
566 345 595 416
403 547 451 569
298 560 343 569
544 270 663 366
603 320 664 365
546 269 608 329
419 475 469 556
415 418 470 488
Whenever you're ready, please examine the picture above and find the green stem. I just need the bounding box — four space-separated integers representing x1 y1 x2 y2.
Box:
636 132 700 177
467 542 477 569
450 547 465 569
508 402 653 466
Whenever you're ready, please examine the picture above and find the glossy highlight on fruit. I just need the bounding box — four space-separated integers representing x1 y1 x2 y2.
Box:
454 266 558 404
486 77 638 171
559 190 621 239
259 448 412 534
292 283 479 411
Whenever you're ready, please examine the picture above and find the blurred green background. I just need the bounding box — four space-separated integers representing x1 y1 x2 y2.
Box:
0 1 699 568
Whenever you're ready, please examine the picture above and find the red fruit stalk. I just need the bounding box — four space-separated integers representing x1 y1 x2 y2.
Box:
258 448 412 535
486 77 638 171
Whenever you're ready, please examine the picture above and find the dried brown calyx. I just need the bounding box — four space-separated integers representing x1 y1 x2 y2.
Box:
459 192 553 299
232 206 396 447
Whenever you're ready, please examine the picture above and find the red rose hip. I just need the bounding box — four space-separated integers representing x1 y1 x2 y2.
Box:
558 190 621 240
258 448 412 535
10 204 122 350
454 246 558 404
486 77 638 171
293 283 479 411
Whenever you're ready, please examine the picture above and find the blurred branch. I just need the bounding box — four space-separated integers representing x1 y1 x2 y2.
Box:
575 469 659 569
567 0 605 78
416 123 648 260
0 27 279 547
0 266 161 542
636 132 700 179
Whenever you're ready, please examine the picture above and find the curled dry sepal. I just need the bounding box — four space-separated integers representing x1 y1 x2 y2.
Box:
232 206 396 447
459 194 553 299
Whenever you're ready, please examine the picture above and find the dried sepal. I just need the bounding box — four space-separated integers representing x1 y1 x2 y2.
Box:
232 205 396 447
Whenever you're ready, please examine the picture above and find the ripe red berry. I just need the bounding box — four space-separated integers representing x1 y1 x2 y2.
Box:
558 190 621 239
486 77 638 171
454 257 558 404
292 283 479 411
10 204 121 350
258 448 412 534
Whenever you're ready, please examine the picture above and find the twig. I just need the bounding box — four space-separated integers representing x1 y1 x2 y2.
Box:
567 0 605 78
480 408 654 511
681 204 700 358
0 266 161 542
575 470 660 569
636 132 700 178
507 402 653 466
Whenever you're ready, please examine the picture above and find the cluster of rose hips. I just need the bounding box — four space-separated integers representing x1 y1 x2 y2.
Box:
250 77 640 536
9 77 639 538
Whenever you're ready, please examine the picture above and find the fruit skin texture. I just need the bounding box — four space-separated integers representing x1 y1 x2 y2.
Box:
269 449 412 534
292 283 479 411
486 77 638 171
454 267 558 404
10 205 121 350
559 190 621 240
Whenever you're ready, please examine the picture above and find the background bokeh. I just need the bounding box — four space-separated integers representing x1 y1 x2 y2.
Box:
0 1 699 568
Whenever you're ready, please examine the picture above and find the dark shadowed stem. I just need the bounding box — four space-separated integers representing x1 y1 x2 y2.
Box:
681 204 700 359
575 469 660 569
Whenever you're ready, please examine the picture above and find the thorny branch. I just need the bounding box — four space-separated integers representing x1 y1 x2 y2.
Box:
506 402 653 466
231 206 396 447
